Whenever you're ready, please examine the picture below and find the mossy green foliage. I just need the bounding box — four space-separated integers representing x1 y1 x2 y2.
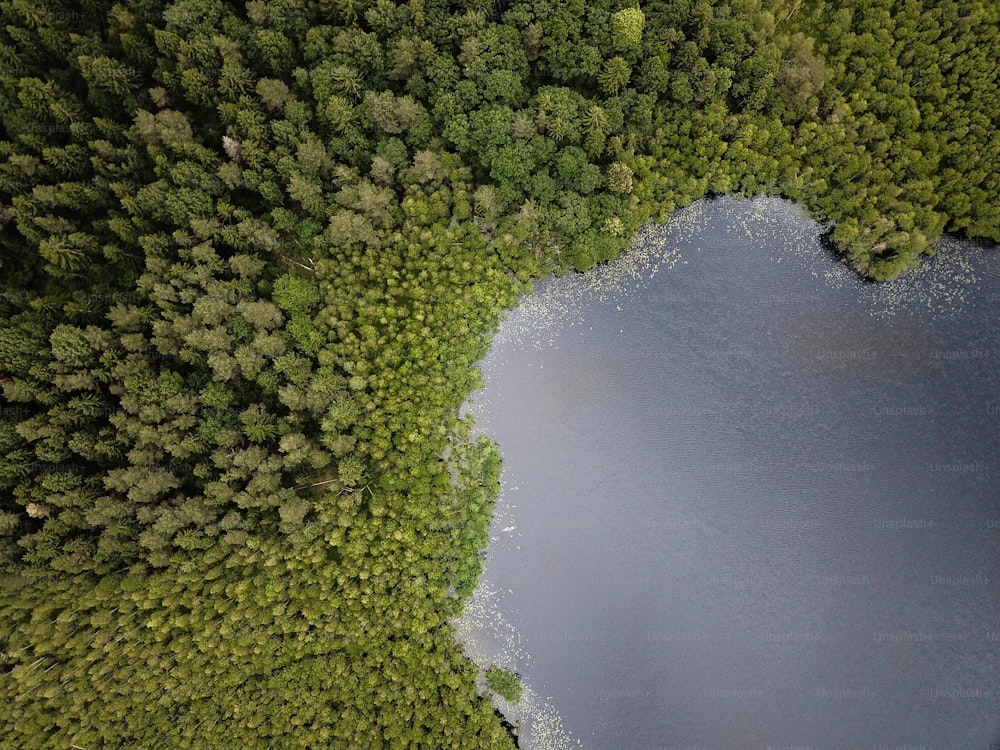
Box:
0 0 997 745
486 665 523 703
611 7 645 55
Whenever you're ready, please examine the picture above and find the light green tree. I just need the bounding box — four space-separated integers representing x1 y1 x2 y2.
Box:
611 7 645 56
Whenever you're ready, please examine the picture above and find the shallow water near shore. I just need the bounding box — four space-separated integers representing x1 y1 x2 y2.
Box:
458 196 1000 749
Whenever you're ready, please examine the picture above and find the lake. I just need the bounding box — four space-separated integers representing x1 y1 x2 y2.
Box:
457 196 1000 750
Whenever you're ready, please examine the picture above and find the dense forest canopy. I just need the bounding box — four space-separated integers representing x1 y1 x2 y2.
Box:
0 0 997 745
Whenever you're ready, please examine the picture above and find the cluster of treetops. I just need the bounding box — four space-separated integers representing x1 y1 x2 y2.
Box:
0 0 996 745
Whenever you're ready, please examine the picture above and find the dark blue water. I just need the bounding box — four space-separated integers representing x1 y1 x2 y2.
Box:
463 197 1000 750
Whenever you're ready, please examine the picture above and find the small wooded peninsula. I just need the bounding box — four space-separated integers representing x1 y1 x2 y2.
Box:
0 0 997 746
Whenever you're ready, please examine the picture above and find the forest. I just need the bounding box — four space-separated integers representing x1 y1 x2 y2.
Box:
0 0 997 746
